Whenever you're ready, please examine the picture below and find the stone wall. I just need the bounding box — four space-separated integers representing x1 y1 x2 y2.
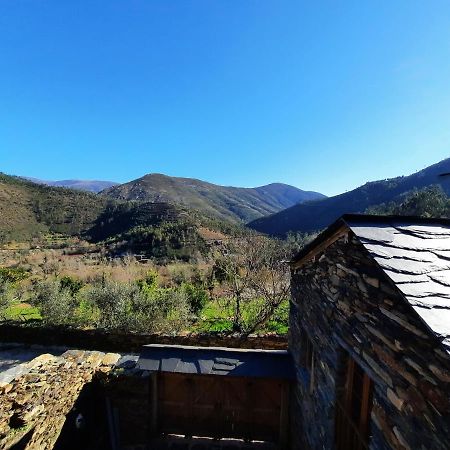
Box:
289 232 450 450
0 324 287 352
0 349 120 449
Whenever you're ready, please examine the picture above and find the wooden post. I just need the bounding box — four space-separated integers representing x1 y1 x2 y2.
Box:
279 382 290 450
105 397 119 450
245 380 254 442
186 377 194 438
150 372 158 436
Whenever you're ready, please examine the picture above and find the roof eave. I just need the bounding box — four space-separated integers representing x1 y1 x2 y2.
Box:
290 218 350 269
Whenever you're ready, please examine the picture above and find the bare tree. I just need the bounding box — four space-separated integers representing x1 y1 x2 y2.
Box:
213 235 290 334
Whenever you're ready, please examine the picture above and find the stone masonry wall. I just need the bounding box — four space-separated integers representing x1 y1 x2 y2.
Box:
0 350 120 449
0 325 287 352
289 233 450 450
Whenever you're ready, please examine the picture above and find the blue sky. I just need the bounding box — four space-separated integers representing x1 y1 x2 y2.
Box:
1 1 449 196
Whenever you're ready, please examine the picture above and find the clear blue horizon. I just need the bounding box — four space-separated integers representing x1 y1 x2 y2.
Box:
1 1 449 196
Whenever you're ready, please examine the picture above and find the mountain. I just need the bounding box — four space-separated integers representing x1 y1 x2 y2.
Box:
101 173 326 223
0 174 247 260
23 177 118 193
0 174 110 242
249 158 450 236
0 173 198 241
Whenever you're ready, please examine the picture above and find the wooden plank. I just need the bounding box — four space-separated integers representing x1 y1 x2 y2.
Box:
279 382 290 450
186 377 194 437
156 372 283 442
335 353 373 450
150 372 158 436
359 373 373 439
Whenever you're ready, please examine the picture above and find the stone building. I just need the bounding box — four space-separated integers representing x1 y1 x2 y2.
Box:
289 214 450 450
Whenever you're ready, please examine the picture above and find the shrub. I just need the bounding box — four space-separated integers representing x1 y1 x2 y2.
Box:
182 283 209 315
0 267 29 283
139 288 192 333
133 282 193 333
136 270 159 293
0 276 15 318
75 296 100 327
59 275 84 296
32 279 75 326
83 279 141 330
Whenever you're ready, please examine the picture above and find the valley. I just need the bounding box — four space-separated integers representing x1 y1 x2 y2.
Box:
1 157 450 338
249 157 450 235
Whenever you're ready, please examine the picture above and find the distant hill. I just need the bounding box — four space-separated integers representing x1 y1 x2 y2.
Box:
101 173 325 223
0 174 248 260
23 177 118 193
249 158 450 236
0 174 110 242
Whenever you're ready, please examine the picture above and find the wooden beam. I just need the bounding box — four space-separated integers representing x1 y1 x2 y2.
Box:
291 226 349 269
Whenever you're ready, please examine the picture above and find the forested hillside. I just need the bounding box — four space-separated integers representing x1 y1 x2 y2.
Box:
0 174 250 260
0 174 110 242
367 185 450 218
101 173 325 223
249 158 450 236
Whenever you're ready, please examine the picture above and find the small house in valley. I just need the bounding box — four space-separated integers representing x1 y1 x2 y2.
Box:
289 214 450 450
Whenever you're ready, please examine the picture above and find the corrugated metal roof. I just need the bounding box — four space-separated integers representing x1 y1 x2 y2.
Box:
137 344 295 379
345 217 450 353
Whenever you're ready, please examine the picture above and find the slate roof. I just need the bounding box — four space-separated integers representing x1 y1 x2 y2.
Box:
292 214 450 354
137 344 295 379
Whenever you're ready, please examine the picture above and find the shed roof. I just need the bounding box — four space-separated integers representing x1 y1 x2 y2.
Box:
137 344 295 379
291 214 450 354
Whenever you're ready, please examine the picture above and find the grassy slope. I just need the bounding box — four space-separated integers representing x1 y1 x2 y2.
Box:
249 157 450 236
101 173 325 223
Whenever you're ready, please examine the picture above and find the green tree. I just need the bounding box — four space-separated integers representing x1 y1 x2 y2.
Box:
59 275 84 296
136 269 159 293
84 279 141 330
182 283 209 315
0 267 29 283
367 186 450 218
132 287 192 333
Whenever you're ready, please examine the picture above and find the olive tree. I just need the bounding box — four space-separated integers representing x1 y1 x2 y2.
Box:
83 279 141 330
84 276 192 333
32 279 75 325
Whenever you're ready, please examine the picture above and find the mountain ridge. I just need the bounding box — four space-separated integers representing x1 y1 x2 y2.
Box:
248 157 450 236
23 177 118 193
0 174 236 257
101 173 326 223
0 174 110 242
